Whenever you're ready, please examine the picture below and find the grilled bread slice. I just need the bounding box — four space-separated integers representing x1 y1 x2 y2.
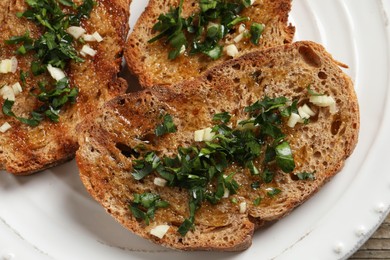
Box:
76 41 359 251
0 0 130 175
125 0 295 88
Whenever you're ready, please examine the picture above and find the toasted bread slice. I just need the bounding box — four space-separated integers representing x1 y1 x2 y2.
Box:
125 0 295 88
0 0 130 175
76 41 359 251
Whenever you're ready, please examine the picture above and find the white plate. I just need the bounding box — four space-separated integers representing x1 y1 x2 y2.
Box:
1 1 390 259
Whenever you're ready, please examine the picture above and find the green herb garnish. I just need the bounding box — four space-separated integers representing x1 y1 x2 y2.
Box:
267 188 281 198
200 0 218 12
12 0 91 68
148 0 186 60
3 78 79 126
129 193 169 225
149 0 264 60
132 152 161 180
307 85 324 96
5 31 33 45
155 114 177 136
253 197 262 206
251 181 260 189
20 70 29 85
3 0 96 125
297 171 316 180
242 0 253 7
212 111 231 123
275 141 295 173
262 168 274 183
3 99 42 126
250 23 264 45
129 96 297 236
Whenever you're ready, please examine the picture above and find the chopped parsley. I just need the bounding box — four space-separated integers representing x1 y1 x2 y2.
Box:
212 111 231 124
266 187 281 198
262 168 274 183
132 152 161 180
2 0 96 126
253 197 262 206
155 114 177 136
129 193 169 225
275 141 295 173
307 85 324 96
149 0 264 60
250 23 264 45
297 171 316 180
128 96 297 236
3 100 42 126
20 70 29 85
3 78 78 125
251 181 260 189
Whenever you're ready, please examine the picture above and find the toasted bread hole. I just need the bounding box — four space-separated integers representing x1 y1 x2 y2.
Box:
115 143 139 158
232 64 241 70
323 161 328 167
309 108 319 123
199 66 207 73
294 86 304 93
89 147 95 153
135 98 142 106
318 71 327 79
339 126 346 135
207 74 213 82
297 98 310 107
115 51 123 59
253 70 262 77
233 77 240 83
298 46 322 68
117 98 126 106
314 151 321 158
252 70 263 85
331 118 342 135
290 173 299 181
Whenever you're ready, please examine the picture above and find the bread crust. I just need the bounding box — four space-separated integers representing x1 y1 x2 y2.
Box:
0 0 131 175
76 41 359 251
125 0 295 87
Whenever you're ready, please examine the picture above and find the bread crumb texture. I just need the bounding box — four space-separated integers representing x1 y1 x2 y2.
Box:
0 0 130 175
125 0 295 87
76 41 359 251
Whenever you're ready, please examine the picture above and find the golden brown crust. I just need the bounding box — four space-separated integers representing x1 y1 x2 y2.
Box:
125 0 295 88
76 41 359 251
0 0 131 175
